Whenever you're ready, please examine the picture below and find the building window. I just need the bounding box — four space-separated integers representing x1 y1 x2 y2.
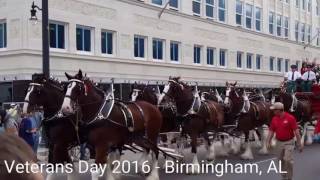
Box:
276 14 282 37
255 7 262 31
245 4 253 29
256 55 262 70
76 26 91 52
307 25 311 43
269 12 275 34
301 23 305 42
152 0 163 6
317 1 320 16
49 23 65 49
219 49 226 66
296 0 300 7
236 52 242 68
218 0 226 22
194 45 201 64
285 59 289 72
0 22 7 48
170 41 179 62
134 35 146 58
317 28 320 46
193 0 201 16
277 58 282 72
206 0 215 18
270 57 274 71
101 31 113 55
236 0 243 25
284 17 289 38
302 0 306 10
307 0 311 12
296 60 301 69
246 53 253 69
153 39 164 60
207 47 215 65
169 0 179 9
295 21 299 41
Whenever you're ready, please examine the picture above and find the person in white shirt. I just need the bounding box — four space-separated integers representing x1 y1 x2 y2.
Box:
284 65 302 93
302 64 316 92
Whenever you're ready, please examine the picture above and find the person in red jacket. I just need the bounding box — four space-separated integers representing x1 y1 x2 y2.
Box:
314 114 320 142
267 102 303 180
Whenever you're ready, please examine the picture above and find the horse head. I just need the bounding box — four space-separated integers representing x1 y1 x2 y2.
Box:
131 82 158 105
158 76 194 115
23 73 64 116
61 70 103 122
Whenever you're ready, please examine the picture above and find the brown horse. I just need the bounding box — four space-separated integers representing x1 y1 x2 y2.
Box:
274 86 313 145
224 82 272 159
23 74 77 165
61 70 163 180
131 83 177 134
158 77 224 174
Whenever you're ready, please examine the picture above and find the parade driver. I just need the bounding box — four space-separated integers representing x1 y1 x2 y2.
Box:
267 102 303 180
301 64 316 92
284 65 301 93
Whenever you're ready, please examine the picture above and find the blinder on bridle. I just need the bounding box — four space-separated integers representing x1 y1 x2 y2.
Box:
24 83 43 103
65 79 88 100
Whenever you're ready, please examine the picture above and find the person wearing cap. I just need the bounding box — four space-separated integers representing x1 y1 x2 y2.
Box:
301 64 316 92
284 65 302 93
267 102 303 180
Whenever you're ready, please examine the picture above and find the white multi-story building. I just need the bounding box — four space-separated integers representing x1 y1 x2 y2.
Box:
1 0 320 100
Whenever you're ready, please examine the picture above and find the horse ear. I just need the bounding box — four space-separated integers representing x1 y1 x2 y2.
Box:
234 81 238 86
65 72 72 80
78 69 83 79
226 81 229 86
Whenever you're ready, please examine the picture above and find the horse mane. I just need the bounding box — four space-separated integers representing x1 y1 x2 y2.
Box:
83 78 105 98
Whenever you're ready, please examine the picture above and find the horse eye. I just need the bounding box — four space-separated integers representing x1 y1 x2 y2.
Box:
68 83 72 88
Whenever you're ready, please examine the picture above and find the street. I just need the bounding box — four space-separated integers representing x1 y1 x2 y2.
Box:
41 143 320 180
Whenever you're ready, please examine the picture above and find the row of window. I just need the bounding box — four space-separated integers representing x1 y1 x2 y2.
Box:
294 21 312 43
295 0 312 12
192 0 226 22
193 46 227 66
236 52 262 70
0 22 7 49
269 12 289 38
236 1 262 31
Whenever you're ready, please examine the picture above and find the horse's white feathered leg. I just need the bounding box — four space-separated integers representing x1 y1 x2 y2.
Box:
240 142 254 160
186 153 200 175
146 152 160 180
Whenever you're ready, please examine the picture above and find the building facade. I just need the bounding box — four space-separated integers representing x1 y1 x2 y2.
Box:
0 0 320 91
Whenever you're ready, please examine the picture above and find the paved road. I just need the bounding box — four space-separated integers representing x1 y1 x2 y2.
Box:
41 143 320 180
39 144 320 180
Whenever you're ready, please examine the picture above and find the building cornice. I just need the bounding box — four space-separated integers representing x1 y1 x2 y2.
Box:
118 0 320 51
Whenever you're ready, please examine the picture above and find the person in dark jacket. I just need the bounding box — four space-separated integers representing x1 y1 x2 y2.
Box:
19 113 37 151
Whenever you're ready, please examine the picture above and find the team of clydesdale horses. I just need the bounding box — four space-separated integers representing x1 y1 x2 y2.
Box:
22 70 313 180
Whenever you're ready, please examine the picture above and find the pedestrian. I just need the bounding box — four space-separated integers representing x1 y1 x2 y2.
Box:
0 133 43 180
284 65 302 93
0 108 19 135
0 110 6 134
313 115 320 143
301 64 316 92
301 61 308 75
267 102 303 180
19 113 37 152
32 110 43 153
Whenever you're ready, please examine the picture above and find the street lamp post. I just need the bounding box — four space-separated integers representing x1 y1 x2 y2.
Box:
30 0 50 78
